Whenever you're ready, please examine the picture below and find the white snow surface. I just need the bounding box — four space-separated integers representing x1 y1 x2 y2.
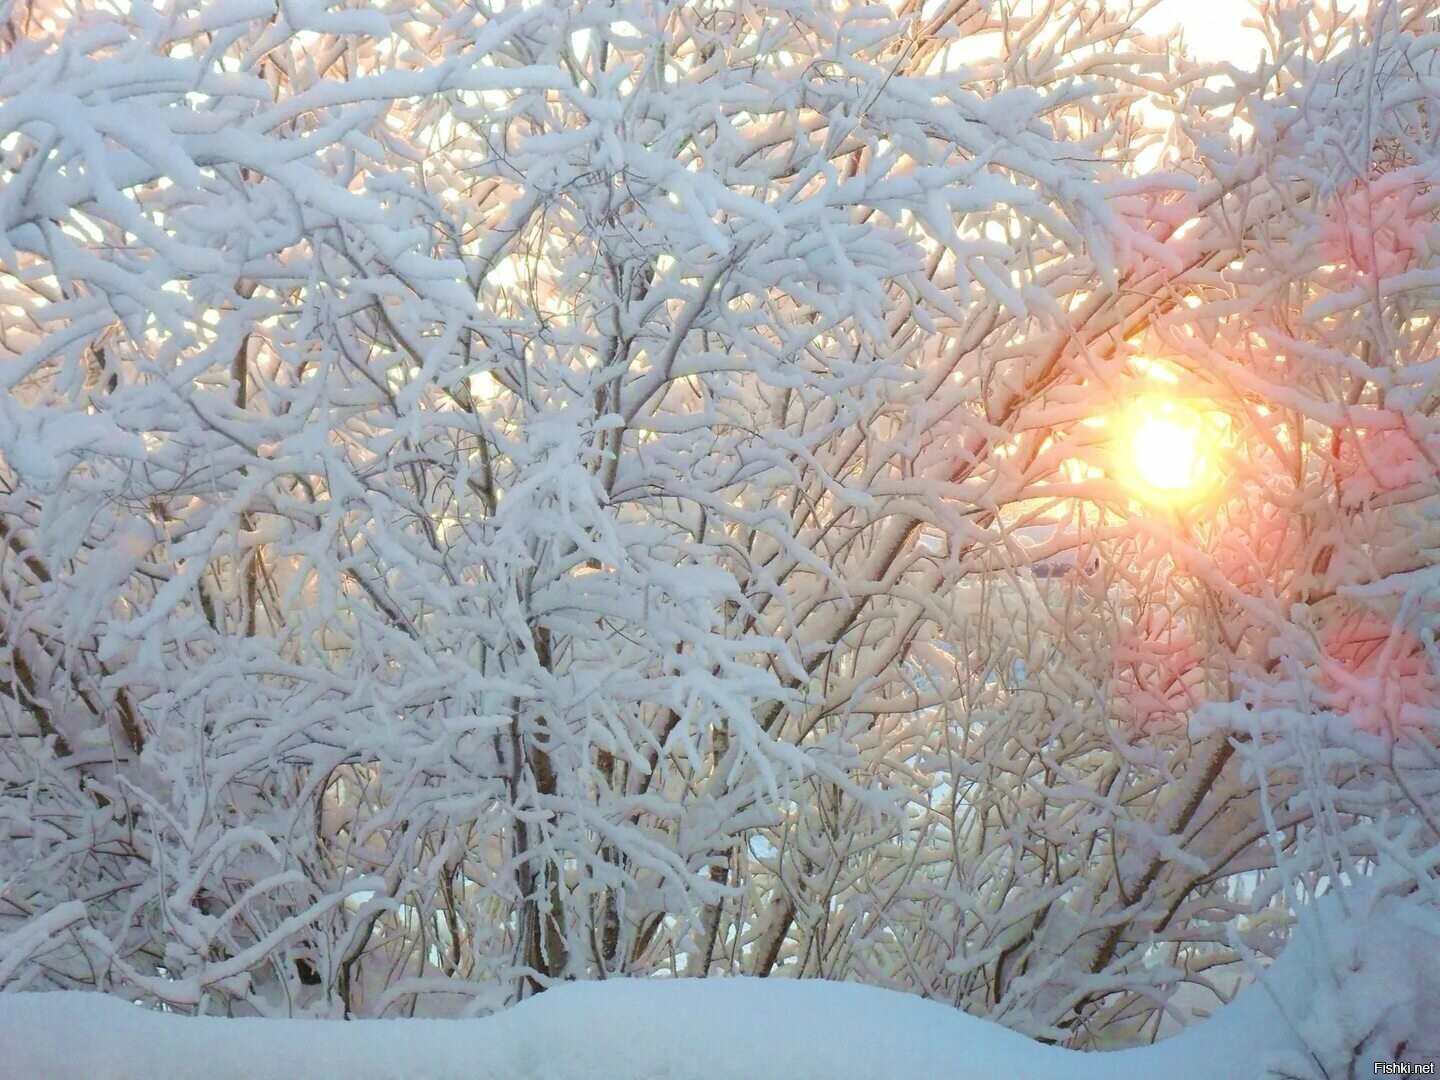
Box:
1 979 1194 1080
3 889 1436 1080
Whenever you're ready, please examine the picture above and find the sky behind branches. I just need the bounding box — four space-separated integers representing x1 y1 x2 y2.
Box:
1141 0 1341 63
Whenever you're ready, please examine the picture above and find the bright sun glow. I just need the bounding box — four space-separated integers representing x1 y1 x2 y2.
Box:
1133 416 1203 491
1120 398 1221 505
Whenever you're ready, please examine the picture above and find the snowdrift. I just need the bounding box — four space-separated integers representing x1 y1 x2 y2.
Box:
2 891 1435 1080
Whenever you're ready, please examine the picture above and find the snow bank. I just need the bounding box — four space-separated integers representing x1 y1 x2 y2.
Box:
2 891 1435 1080
1 979 1083 1080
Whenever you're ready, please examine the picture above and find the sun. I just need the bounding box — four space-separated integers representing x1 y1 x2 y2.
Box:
1120 398 1219 505
1133 416 1204 491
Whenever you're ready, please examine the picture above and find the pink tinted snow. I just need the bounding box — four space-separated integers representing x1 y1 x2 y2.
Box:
1319 176 1429 283
1336 425 1434 506
1321 609 1436 736
1111 605 1207 733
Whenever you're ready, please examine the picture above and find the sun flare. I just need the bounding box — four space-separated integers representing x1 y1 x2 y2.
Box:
1121 399 1219 505
1133 416 1203 491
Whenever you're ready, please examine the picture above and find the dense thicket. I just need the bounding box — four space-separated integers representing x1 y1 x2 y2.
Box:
1 0 1436 1062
